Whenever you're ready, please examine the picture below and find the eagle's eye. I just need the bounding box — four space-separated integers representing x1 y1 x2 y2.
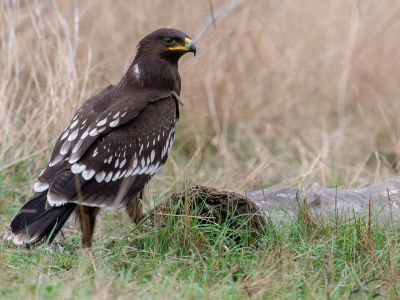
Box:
163 37 175 46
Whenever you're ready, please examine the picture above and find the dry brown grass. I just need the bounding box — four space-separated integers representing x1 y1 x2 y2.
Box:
1 0 400 199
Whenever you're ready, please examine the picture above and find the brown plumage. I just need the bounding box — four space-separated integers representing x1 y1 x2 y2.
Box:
6 28 196 247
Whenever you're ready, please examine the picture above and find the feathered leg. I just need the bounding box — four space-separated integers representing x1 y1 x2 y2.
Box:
126 191 144 224
76 205 99 248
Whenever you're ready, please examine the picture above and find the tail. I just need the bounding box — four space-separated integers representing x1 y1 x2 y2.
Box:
5 192 76 246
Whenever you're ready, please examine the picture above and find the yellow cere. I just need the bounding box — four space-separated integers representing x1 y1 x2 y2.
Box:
168 37 193 51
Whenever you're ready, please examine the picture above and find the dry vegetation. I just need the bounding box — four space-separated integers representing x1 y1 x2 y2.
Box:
0 0 400 190
2 0 400 193
1 0 400 298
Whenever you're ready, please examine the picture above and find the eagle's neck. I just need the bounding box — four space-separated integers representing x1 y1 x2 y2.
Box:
118 55 181 95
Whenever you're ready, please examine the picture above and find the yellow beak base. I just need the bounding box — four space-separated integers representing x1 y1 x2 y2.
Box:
168 38 196 55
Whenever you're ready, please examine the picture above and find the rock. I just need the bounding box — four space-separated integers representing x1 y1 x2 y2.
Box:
248 177 400 224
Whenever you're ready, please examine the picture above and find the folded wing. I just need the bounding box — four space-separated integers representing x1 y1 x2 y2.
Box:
34 86 179 208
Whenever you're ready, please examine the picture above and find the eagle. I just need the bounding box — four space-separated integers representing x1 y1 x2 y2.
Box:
6 28 196 248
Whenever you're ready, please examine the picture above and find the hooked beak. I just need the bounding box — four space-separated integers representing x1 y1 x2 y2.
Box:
185 38 197 56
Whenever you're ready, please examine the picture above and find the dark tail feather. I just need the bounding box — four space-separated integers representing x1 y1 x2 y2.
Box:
6 192 76 246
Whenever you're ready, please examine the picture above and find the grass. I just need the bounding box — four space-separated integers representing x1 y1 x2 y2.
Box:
1 0 400 299
1 165 400 299
0 165 400 299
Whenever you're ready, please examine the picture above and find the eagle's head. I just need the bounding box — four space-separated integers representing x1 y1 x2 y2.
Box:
136 28 196 62
120 28 196 93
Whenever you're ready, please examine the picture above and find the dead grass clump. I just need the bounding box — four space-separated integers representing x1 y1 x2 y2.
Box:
146 185 266 235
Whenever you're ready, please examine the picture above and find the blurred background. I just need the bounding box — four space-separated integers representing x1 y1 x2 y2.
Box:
1 0 400 200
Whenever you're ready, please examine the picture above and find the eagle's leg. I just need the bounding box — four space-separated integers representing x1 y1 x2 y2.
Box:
126 191 144 224
77 205 99 248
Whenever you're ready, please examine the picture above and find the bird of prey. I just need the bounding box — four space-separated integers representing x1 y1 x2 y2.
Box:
6 28 196 248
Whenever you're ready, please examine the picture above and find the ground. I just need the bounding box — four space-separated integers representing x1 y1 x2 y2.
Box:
1 0 400 299
1 164 399 299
